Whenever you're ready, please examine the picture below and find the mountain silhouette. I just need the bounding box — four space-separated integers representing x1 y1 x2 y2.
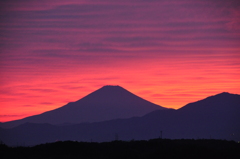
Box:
1 92 239 146
1 85 166 128
178 92 240 114
141 92 240 140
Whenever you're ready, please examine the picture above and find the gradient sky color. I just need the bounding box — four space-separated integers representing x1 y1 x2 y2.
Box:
1 0 240 122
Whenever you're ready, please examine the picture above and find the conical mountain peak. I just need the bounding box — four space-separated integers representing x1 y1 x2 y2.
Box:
2 85 166 128
94 85 127 93
79 85 149 106
101 85 122 88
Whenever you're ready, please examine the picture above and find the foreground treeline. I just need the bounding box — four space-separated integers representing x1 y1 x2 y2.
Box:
1 139 240 159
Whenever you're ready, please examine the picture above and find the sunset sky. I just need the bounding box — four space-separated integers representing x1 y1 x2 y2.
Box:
1 0 240 122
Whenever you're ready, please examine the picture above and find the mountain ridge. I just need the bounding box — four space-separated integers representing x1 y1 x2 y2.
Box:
0 91 239 146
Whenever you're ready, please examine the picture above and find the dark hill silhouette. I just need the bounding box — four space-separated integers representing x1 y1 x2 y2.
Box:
141 92 240 140
1 85 166 128
178 92 240 112
2 140 240 159
0 92 239 146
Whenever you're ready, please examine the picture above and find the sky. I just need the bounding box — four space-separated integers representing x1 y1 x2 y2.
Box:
0 0 240 122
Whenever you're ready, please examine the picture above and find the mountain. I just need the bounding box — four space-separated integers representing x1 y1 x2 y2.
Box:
1 92 239 146
141 92 240 140
1 85 166 128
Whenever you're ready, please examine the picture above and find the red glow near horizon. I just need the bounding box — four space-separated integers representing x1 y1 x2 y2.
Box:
0 0 240 122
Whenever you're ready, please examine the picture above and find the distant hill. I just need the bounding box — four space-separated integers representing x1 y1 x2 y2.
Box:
0 85 166 128
141 92 240 140
0 92 239 146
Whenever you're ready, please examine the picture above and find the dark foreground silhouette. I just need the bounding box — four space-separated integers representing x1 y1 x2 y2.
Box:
1 139 239 159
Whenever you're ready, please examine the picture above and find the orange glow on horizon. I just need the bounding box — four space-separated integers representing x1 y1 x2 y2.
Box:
1 53 239 122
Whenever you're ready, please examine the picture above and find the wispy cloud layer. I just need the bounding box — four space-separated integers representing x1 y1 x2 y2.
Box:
0 0 240 121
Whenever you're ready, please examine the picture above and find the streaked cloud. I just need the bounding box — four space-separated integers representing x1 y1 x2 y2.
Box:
0 0 240 122
40 102 54 105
